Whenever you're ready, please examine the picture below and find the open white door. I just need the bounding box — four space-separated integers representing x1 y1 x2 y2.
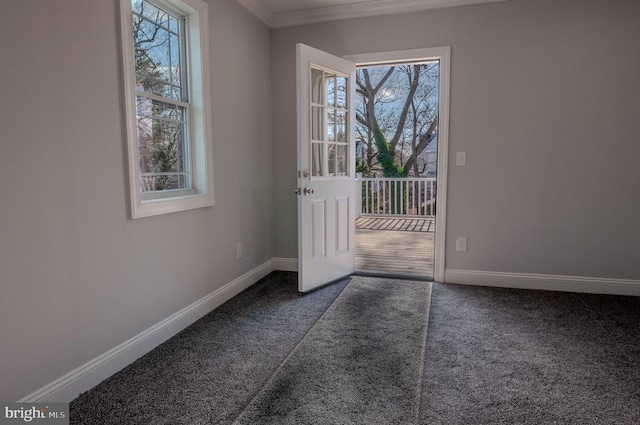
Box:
296 44 356 293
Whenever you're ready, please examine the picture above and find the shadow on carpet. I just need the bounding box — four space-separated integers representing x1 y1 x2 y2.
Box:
70 272 349 425
232 276 432 425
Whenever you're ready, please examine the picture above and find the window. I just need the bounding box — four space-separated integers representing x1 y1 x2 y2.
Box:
120 0 214 218
310 68 349 177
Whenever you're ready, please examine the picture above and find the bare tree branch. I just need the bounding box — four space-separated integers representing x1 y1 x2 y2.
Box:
388 65 421 153
356 113 369 127
372 67 395 94
403 114 438 174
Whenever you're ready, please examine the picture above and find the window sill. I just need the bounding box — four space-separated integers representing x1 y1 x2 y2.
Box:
132 192 214 219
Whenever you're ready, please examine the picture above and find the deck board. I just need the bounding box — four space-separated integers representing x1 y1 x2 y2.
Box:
356 216 434 232
356 217 435 279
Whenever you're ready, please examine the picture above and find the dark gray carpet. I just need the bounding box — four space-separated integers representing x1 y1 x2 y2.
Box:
70 271 640 424
70 272 349 425
232 276 432 425
420 283 640 425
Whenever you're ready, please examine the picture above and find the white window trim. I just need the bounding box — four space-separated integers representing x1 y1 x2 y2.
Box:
120 0 214 219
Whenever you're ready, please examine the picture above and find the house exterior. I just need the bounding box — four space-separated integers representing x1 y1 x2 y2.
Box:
418 134 438 177
1 0 639 403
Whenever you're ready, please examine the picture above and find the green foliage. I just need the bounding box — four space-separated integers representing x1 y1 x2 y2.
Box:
419 201 436 216
356 158 373 177
373 125 407 177
149 105 180 191
152 133 178 190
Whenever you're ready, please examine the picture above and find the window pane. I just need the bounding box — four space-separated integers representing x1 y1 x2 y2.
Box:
133 16 160 75
141 173 188 193
326 73 336 107
326 109 335 142
168 15 180 34
132 0 144 14
336 144 347 175
137 118 185 173
328 144 336 175
169 32 182 88
136 96 187 192
135 25 171 81
136 0 168 26
335 110 346 143
312 143 324 176
311 68 323 104
133 0 183 100
337 76 347 108
312 106 323 141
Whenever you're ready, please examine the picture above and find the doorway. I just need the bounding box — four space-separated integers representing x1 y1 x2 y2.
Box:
345 48 450 282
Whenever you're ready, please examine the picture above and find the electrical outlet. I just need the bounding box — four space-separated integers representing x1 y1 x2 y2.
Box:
456 237 467 252
236 242 243 259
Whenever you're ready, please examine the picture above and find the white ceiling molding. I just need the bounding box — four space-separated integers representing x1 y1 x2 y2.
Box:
236 0 275 27
237 0 512 28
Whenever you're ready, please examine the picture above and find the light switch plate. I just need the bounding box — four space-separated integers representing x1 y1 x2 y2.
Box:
456 237 467 252
456 152 467 166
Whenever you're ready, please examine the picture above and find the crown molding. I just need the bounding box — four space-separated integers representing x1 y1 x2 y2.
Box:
238 0 511 28
236 0 275 27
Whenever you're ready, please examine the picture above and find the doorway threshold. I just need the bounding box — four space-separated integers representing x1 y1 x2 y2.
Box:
353 269 433 282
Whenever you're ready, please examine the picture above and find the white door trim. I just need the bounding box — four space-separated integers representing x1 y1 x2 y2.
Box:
344 46 451 283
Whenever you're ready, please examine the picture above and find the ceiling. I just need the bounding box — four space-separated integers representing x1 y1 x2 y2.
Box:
236 0 512 27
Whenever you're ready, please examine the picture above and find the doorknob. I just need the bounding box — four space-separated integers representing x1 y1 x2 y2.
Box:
303 187 314 195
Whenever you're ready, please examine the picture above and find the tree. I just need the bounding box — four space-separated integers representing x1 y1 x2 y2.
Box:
355 63 439 177
133 1 184 191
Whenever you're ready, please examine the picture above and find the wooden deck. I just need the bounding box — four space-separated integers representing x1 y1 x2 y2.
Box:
356 217 435 279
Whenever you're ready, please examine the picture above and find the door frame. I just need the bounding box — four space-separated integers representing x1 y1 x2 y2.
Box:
344 46 450 282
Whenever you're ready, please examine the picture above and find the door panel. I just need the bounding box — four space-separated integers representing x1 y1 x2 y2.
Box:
297 44 356 292
311 199 326 259
335 197 349 255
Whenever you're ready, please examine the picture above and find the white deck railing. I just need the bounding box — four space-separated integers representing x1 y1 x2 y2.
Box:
357 176 436 217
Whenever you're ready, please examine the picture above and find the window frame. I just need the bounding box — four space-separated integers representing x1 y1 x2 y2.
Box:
309 66 350 179
120 0 214 219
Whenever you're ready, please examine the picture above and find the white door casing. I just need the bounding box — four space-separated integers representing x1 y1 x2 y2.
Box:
344 47 450 283
297 44 356 292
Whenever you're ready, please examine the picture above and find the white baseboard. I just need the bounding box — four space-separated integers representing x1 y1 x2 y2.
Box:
272 257 298 272
19 258 294 403
445 269 640 296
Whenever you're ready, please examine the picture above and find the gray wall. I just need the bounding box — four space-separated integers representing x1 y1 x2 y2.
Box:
272 0 640 279
2 0 639 402
0 0 272 401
